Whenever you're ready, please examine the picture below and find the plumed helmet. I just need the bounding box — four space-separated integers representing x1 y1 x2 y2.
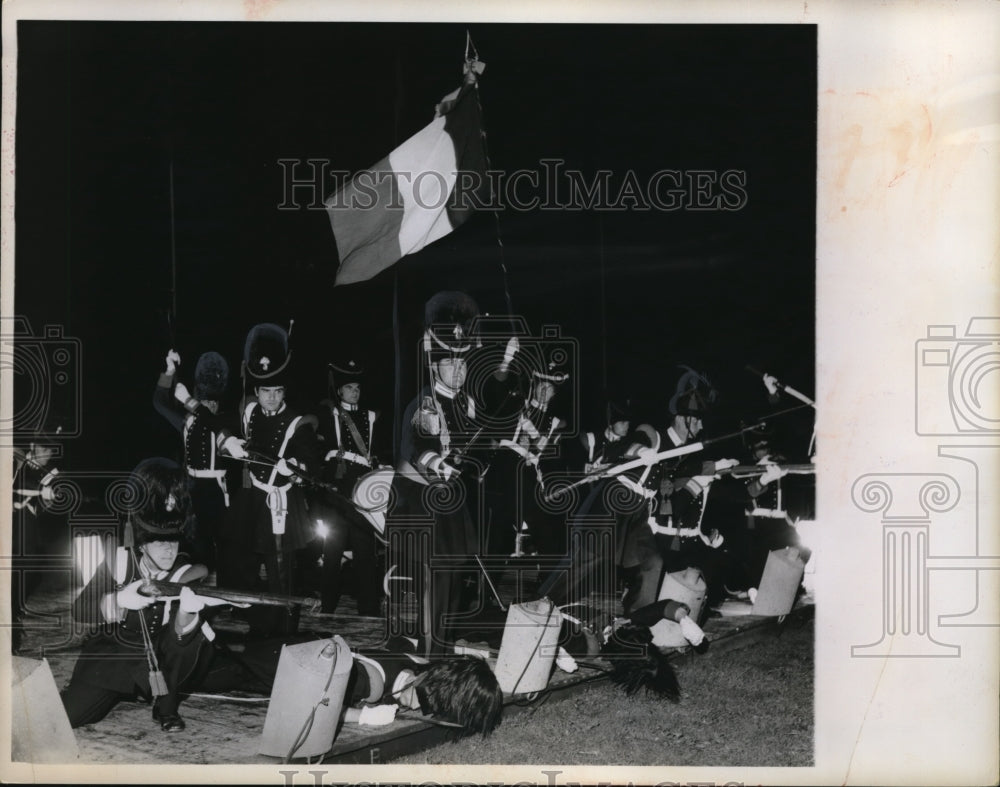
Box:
668 365 718 418
605 397 632 426
423 291 480 358
194 351 229 400
243 323 292 387
125 457 189 545
530 347 570 385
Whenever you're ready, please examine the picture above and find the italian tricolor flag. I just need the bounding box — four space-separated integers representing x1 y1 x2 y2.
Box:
327 80 490 286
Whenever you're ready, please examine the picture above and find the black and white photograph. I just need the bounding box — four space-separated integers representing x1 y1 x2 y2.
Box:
2 2 997 785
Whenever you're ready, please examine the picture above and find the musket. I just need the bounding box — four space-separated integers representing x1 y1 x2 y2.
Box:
245 448 341 496
138 578 320 610
719 463 816 478
544 423 767 501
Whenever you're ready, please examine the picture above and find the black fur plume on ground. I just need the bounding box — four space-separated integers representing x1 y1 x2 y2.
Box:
605 624 681 701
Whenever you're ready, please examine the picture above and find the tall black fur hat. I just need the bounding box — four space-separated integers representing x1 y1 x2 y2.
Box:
423 291 480 357
668 365 718 418
194 351 229 400
605 623 681 702
243 323 292 387
124 457 189 546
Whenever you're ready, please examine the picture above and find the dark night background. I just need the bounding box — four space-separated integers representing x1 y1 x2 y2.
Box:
13 21 816 473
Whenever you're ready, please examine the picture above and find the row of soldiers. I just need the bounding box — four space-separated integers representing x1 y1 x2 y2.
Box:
11 288 813 736
92 289 813 650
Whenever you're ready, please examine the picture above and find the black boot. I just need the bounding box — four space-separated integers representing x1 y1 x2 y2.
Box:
152 701 186 732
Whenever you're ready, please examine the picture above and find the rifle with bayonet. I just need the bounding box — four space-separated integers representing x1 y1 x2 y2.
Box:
718 463 815 478
544 423 767 502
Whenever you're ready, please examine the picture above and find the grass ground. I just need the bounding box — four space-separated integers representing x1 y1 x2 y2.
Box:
395 616 814 766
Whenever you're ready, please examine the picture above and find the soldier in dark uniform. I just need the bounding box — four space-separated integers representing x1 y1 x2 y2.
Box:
153 348 245 571
315 359 385 615
11 418 67 653
575 399 632 476
485 350 571 557
318 359 380 487
534 398 635 609
722 431 813 594
647 367 739 612
59 458 227 731
219 323 320 633
387 291 490 656
197 633 504 736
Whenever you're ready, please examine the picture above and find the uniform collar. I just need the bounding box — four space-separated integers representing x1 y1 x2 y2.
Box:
604 427 622 443
338 401 358 412
434 381 459 400
261 401 287 417
138 554 170 581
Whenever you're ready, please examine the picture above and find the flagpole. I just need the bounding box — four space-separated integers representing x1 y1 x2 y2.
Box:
168 159 178 346
465 33 514 317
392 50 405 463
599 213 607 393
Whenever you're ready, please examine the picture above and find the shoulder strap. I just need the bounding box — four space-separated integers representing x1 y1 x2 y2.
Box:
243 400 258 436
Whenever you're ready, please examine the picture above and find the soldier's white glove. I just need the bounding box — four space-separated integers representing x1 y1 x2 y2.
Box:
701 529 724 549
499 336 520 373
275 457 294 477
116 579 155 611
173 382 193 405
690 474 717 489
555 646 578 673
275 457 305 481
40 485 56 502
714 457 739 472
165 349 181 375
759 463 787 486
763 374 779 396
222 435 248 459
679 615 706 647
179 586 230 613
358 704 398 726
414 397 441 435
440 461 459 481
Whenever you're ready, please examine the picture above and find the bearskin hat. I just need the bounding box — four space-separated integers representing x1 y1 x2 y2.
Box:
194 351 229 401
125 457 189 545
243 323 292 387
605 623 681 701
423 291 480 358
668 365 718 418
